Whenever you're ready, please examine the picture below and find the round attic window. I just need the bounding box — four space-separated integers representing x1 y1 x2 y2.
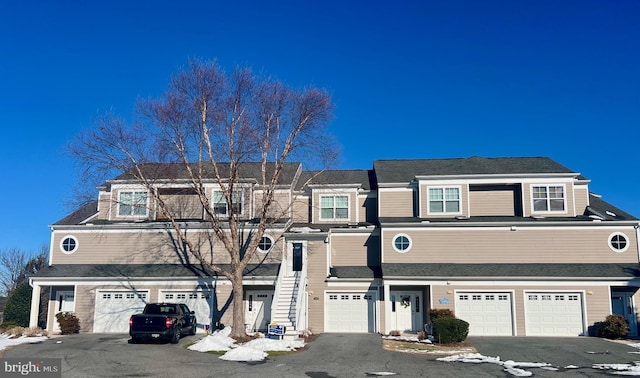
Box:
608 232 629 253
392 234 412 253
60 236 79 254
257 236 274 253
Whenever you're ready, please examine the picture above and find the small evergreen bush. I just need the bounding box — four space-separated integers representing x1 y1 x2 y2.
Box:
432 317 469 344
55 312 80 334
597 314 629 339
428 308 455 321
4 282 32 327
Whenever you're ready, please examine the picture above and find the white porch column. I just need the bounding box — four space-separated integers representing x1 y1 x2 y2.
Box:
29 282 41 328
383 283 391 334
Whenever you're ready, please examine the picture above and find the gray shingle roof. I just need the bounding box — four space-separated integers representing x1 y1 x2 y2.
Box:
374 156 577 183
586 193 637 220
328 263 640 279
112 162 301 186
53 201 99 225
297 169 375 190
32 264 279 279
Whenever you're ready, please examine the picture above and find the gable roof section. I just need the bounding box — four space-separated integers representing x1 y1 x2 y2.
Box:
298 169 376 190
53 200 99 225
586 193 638 220
374 156 577 184
111 162 302 186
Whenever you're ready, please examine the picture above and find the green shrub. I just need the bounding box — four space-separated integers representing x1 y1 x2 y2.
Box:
0 322 20 333
597 314 629 339
55 312 80 334
4 282 32 327
432 317 469 344
428 308 455 321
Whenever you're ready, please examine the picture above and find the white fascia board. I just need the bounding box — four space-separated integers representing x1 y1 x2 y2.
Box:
31 277 276 286
379 222 640 229
382 279 640 286
325 280 382 287
414 173 579 181
308 184 362 189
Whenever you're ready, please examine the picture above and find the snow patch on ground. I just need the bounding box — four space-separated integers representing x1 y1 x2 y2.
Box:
0 334 48 351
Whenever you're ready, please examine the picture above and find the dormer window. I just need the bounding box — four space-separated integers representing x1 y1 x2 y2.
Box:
320 195 349 220
118 191 148 217
532 185 565 212
428 187 461 214
213 190 243 216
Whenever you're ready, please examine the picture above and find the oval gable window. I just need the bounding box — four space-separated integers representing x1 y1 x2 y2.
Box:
392 234 412 253
257 236 273 253
60 236 79 254
609 232 629 253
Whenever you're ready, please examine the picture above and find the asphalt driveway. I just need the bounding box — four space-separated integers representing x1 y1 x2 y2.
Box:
3 333 640 377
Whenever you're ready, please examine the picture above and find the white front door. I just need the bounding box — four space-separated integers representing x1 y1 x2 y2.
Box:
390 292 422 332
612 292 638 337
53 291 75 332
245 291 273 332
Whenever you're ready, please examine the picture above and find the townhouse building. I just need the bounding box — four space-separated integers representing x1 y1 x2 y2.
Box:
29 156 640 337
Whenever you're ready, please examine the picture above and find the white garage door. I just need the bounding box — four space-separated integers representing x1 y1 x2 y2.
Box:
161 291 213 333
94 290 148 333
456 292 514 336
326 292 376 333
525 292 584 336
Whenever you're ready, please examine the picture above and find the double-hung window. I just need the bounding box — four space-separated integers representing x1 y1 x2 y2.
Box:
320 195 349 220
532 185 565 212
213 190 243 216
118 191 148 217
428 187 460 214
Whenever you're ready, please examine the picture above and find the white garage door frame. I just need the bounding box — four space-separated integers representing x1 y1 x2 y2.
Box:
325 290 377 333
524 290 586 336
93 289 149 333
160 290 214 333
455 290 515 336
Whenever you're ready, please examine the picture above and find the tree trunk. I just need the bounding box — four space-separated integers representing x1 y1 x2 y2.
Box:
229 273 246 339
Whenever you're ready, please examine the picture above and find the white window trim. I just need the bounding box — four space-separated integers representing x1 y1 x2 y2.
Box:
392 233 412 253
257 235 274 253
530 184 567 214
212 189 245 217
59 235 79 254
319 194 350 221
116 190 149 218
426 185 462 216
608 232 630 253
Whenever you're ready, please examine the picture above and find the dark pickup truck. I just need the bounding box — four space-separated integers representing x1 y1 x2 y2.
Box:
129 303 197 343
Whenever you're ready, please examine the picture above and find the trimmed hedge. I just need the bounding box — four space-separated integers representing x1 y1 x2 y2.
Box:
55 312 80 334
597 314 629 339
432 317 469 344
4 282 32 327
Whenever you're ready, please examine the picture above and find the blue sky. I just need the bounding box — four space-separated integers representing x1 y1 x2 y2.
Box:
1 0 638 255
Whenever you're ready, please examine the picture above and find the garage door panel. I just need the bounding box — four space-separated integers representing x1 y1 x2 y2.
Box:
326 292 376 333
94 291 148 333
161 291 213 333
525 292 584 336
456 292 514 336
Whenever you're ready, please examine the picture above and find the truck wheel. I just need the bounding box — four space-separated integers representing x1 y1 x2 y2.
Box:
190 323 197 336
170 329 180 344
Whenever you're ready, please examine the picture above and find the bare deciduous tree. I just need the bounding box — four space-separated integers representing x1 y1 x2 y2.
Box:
70 60 336 338
0 248 27 296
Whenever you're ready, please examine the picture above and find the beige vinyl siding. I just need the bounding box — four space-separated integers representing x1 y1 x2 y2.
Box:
383 227 639 264
253 191 292 219
51 230 284 265
523 182 575 217
359 194 378 223
574 185 589 213
291 195 310 223
378 189 414 217
331 233 378 267
419 184 469 218
312 190 357 224
305 239 329 333
157 192 203 220
430 284 609 336
98 193 111 220
469 190 515 216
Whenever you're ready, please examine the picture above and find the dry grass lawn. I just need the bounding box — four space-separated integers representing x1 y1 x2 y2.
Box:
382 338 476 357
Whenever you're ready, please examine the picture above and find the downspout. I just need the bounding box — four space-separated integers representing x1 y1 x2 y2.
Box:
636 223 640 263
